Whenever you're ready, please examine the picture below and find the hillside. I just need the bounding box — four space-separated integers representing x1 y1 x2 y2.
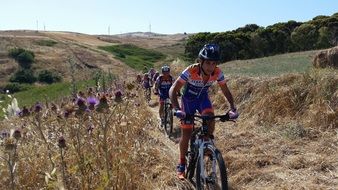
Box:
0 30 188 86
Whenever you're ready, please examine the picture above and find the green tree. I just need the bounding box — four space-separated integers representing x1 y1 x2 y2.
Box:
316 27 333 48
291 24 319 50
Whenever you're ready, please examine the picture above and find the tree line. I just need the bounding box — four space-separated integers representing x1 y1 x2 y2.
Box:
185 12 338 62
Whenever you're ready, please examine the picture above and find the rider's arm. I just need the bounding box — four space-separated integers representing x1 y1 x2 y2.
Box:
154 78 160 93
169 79 185 110
219 82 236 110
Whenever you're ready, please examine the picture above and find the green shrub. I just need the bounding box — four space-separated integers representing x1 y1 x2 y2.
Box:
38 70 62 84
36 39 57 47
99 44 166 71
10 69 37 84
8 48 25 58
8 48 35 69
2 83 30 93
17 51 35 69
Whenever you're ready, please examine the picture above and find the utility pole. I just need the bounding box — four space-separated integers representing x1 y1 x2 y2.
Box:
36 20 39 31
108 25 110 35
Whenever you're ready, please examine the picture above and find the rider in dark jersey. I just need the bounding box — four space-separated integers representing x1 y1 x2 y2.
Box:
154 65 175 125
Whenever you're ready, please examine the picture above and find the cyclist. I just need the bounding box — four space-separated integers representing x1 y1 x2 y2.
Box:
142 73 151 101
169 43 239 179
154 65 175 126
148 68 156 87
152 71 160 84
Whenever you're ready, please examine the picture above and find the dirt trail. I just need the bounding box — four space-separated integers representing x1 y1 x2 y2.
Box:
145 95 195 189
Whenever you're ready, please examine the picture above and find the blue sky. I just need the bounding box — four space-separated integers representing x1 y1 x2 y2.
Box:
1 0 337 35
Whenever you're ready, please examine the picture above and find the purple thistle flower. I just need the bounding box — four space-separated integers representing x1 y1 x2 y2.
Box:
18 106 30 117
13 128 21 140
87 97 99 110
96 95 109 112
0 130 10 139
34 102 43 113
75 97 88 116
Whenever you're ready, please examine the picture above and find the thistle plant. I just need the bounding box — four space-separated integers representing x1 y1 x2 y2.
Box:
0 129 21 190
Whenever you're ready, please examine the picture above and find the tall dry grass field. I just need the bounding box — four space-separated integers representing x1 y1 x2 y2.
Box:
0 83 167 189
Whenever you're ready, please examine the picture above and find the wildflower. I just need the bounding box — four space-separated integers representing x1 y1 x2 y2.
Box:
58 136 66 149
87 96 99 110
33 102 43 113
76 97 86 109
114 90 123 103
18 106 30 117
0 130 10 139
75 97 87 116
13 128 21 140
96 95 109 112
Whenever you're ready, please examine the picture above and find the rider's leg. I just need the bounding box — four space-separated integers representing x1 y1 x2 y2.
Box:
179 123 193 165
159 98 164 122
177 97 196 175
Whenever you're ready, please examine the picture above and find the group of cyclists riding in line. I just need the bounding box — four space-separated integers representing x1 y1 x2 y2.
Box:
137 44 240 180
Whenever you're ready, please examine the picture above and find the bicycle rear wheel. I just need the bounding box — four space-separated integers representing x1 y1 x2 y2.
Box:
196 148 228 190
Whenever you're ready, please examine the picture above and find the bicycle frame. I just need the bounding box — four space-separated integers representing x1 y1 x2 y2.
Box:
186 114 231 189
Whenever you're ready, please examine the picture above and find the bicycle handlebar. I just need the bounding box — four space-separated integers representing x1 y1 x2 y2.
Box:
191 113 232 122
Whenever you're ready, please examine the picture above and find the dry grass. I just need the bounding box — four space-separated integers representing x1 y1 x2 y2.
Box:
209 68 338 189
0 83 170 189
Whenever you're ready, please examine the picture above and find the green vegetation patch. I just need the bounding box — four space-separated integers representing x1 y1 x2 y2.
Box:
0 80 95 118
220 51 314 77
99 44 166 71
35 39 58 47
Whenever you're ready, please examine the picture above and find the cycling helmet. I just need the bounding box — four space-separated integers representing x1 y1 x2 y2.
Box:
161 65 170 73
198 44 220 61
149 68 156 75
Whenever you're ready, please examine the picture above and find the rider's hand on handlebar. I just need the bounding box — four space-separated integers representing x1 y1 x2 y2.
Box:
228 108 239 120
174 109 186 119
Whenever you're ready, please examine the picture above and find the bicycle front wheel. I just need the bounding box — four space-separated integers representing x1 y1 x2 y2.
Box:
196 148 228 190
166 108 173 136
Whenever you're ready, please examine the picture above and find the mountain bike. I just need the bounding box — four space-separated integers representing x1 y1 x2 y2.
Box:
185 113 233 190
163 98 173 137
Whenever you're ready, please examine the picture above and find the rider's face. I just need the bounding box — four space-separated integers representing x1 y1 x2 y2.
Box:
162 71 170 76
201 60 217 75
